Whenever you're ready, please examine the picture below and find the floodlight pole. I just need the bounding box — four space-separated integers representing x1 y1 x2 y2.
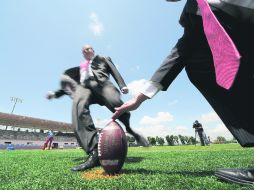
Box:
5 97 23 130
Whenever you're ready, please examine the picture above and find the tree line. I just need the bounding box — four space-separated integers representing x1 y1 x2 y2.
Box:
127 135 197 146
127 135 237 146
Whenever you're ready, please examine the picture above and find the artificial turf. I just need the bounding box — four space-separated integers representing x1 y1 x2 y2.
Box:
1 144 254 190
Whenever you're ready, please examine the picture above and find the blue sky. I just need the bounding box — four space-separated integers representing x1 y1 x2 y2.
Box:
0 0 233 140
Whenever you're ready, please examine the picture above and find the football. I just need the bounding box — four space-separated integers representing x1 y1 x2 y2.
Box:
98 121 128 174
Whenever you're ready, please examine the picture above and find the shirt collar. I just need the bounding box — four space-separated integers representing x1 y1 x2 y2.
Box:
85 55 96 63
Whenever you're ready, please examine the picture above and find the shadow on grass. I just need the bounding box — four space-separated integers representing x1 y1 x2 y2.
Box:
122 168 214 177
125 157 144 163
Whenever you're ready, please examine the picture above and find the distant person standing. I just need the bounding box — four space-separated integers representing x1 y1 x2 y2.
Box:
42 130 54 150
193 120 209 146
208 136 211 144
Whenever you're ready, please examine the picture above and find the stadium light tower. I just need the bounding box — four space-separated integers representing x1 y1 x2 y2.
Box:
5 97 23 130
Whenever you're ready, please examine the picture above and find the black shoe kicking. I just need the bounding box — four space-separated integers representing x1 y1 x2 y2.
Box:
125 126 149 147
215 168 254 185
135 134 150 147
71 149 100 172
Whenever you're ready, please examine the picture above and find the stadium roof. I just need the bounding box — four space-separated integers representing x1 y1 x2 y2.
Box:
0 112 72 132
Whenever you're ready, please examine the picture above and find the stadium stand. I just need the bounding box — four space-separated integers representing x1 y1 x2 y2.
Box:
0 129 78 150
0 112 78 150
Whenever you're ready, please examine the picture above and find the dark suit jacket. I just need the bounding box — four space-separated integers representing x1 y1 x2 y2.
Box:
151 2 254 146
54 55 127 98
167 0 254 24
154 0 254 91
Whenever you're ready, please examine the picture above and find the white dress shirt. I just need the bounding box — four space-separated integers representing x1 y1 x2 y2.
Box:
140 81 163 99
80 59 95 85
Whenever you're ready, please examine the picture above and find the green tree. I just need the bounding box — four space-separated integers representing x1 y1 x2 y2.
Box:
147 137 156 146
173 136 179 145
166 135 174 146
216 136 227 144
156 136 165 146
184 136 190 145
189 136 197 145
178 135 186 145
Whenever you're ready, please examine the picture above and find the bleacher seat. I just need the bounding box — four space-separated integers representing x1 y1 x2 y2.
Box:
1 129 77 149
0 144 7 150
6 144 15 150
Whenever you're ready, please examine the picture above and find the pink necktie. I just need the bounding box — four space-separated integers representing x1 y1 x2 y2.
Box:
196 0 241 89
80 60 90 71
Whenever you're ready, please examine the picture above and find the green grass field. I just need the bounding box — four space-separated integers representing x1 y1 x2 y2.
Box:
1 144 254 190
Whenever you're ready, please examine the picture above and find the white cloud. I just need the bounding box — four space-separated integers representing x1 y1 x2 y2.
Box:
200 112 221 123
89 12 104 36
133 123 232 141
196 112 233 141
134 125 193 138
139 112 174 126
206 123 233 141
136 125 172 138
127 79 147 96
175 125 189 133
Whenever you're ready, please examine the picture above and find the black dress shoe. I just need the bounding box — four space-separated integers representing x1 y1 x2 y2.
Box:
215 168 254 185
71 149 100 172
125 126 149 147
135 134 150 147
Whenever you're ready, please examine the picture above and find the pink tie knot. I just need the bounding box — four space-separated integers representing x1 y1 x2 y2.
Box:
80 60 90 71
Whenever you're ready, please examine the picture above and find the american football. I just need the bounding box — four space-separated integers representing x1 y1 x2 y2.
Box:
98 121 128 174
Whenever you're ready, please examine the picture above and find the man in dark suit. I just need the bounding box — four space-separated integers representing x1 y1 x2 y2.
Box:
193 120 209 146
47 44 148 171
112 0 254 185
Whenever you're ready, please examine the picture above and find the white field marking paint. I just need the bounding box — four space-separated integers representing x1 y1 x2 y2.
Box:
100 160 119 166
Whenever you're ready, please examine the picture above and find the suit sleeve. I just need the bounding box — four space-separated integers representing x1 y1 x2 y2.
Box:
104 57 127 90
150 39 185 91
54 89 67 98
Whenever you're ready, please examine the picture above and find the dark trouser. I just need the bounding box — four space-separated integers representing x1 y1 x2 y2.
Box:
196 129 209 146
165 12 254 147
72 79 130 154
43 137 53 150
